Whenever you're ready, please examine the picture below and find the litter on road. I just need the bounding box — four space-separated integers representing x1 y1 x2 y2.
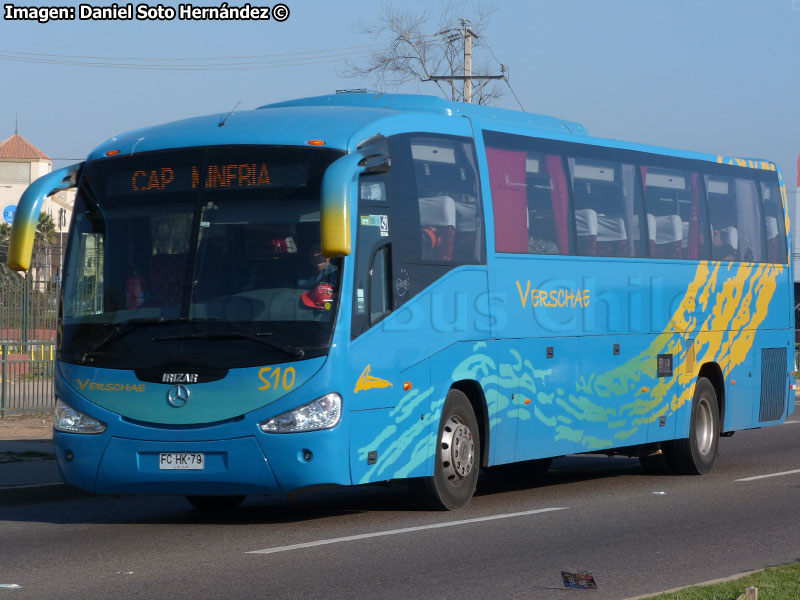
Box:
561 570 597 590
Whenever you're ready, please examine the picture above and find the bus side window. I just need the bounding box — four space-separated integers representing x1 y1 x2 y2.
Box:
486 146 528 253
527 155 570 255
369 245 392 325
483 131 572 256
567 158 641 258
705 175 765 262
410 137 483 264
641 166 708 260
352 174 393 338
760 178 787 264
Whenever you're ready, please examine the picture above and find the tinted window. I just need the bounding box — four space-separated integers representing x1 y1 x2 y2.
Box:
705 175 765 262
567 157 643 258
351 134 484 338
760 178 787 264
642 166 709 260
352 174 392 338
370 246 392 324
61 146 343 369
410 137 483 264
485 133 571 255
484 129 785 265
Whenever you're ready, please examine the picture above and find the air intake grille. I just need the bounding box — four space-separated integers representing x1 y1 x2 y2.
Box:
759 347 787 422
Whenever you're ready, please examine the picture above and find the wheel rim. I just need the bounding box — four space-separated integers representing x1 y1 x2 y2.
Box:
695 397 714 455
440 415 475 483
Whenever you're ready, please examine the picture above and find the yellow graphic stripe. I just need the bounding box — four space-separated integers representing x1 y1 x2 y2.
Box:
354 365 393 394
593 261 782 424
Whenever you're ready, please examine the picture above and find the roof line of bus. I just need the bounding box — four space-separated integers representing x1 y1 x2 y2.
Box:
260 93 778 172
259 92 588 137
83 93 778 174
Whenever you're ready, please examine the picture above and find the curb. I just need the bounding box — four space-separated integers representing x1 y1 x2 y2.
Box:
0 482 94 507
622 569 760 600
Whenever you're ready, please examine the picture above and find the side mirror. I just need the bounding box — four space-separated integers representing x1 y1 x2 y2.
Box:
320 152 364 258
7 163 81 272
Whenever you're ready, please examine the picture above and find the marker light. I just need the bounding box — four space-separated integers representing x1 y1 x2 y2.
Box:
105 149 121 156
307 140 326 146
54 399 107 434
259 393 341 433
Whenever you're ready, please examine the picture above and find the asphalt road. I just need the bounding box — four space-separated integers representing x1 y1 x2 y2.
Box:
1 409 799 599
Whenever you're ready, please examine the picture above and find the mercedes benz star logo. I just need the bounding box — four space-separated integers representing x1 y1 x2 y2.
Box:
167 384 190 408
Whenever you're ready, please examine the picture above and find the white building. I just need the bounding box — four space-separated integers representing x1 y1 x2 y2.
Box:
0 132 73 234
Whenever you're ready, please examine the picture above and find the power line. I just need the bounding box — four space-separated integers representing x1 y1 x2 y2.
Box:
0 34 447 69
483 41 525 112
0 49 377 70
0 42 390 62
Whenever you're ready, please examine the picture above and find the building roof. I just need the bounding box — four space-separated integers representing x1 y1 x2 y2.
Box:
0 133 51 161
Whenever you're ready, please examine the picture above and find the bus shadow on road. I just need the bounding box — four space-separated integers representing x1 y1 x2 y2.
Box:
0 454 660 525
476 454 645 497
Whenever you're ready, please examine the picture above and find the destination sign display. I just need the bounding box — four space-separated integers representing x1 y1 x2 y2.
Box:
95 146 338 199
130 162 275 193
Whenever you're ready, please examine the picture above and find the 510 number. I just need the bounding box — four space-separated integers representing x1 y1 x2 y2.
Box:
258 366 296 391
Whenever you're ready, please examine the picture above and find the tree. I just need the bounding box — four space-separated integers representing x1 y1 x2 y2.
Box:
0 214 60 283
344 1 504 105
0 226 20 284
35 214 57 245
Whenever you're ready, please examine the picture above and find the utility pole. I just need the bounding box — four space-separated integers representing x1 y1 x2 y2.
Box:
424 18 505 103
463 20 474 104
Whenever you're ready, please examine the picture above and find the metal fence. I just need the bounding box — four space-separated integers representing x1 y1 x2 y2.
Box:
0 242 61 415
0 342 56 416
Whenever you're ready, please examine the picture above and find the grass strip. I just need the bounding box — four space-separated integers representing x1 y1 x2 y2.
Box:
641 563 800 599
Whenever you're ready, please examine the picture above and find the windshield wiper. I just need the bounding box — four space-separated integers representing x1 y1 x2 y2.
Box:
80 318 203 362
151 331 306 359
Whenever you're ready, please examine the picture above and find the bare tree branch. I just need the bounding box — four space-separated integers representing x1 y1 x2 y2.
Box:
342 1 504 104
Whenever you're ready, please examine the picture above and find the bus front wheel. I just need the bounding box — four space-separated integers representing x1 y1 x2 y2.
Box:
413 389 480 510
664 377 719 475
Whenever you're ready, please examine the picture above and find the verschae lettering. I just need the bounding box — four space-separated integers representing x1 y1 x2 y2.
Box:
4 4 75 23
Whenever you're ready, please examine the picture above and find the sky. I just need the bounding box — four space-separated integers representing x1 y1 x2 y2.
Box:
1 0 799 191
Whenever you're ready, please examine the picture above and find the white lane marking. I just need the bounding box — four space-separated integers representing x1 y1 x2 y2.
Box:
736 469 800 482
247 507 568 555
784 420 800 424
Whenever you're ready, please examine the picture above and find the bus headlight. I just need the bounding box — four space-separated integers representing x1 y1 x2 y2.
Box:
259 393 342 433
54 399 107 434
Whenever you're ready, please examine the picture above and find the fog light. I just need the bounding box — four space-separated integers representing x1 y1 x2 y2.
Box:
65 450 74 461
302 450 313 462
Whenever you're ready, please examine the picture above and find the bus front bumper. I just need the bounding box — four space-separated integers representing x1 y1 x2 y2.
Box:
53 427 351 496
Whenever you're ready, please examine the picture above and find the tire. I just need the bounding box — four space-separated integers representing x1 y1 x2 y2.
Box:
186 495 246 510
413 389 480 510
663 377 719 475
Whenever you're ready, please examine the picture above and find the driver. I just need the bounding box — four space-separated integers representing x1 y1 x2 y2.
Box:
298 243 337 288
298 243 338 310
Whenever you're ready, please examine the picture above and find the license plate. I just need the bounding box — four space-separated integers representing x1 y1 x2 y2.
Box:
159 453 204 470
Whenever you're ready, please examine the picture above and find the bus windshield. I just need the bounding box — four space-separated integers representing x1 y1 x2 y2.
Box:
60 145 344 370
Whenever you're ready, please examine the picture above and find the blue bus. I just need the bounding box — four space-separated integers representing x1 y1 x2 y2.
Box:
8 92 794 510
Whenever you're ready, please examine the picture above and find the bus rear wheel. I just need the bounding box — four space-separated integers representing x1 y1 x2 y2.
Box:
413 389 480 510
663 377 719 475
186 495 246 510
